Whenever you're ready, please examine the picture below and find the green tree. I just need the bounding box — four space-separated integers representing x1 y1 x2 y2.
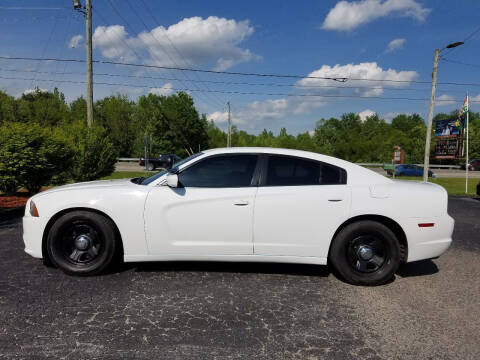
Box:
0 122 72 193
64 121 117 182
16 88 69 126
95 94 136 157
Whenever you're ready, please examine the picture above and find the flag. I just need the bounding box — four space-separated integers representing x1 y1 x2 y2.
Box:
458 96 468 133
458 96 468 119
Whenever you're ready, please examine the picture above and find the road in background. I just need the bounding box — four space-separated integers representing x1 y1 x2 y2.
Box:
116 161 480 179
0 197 479 359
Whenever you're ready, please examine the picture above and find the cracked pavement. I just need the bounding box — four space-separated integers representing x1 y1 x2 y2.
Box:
0 197 479 359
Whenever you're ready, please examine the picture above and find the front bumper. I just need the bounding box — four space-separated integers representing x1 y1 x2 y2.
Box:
23 216 49 258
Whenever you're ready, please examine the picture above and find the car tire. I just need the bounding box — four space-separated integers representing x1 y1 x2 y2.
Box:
147 163 155 171
329 220 401 286
397 172 404 177
47 211 119 276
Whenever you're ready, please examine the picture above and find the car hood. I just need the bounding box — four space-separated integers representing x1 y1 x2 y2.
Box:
32 179 134 198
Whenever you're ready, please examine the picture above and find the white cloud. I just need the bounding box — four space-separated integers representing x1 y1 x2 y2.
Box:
149 83 174 96
296 62 418 96
386 38 406 52
358 109 376 121
470 94 480 102
23 88 48 95
88 16 259 71
208 97 325 125
436 94 456 106
69 34 83 48
322 0 430 32
382 111 411 122
92 25 138 62
208 111 229 123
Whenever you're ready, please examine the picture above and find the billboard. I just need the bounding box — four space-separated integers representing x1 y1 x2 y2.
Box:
434 139 460 158
435 118 462 136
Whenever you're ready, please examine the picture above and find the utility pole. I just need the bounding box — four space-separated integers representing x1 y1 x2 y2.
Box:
423 49 439 182
85 0 93 127
227 101 231 147
73 0 93 127
422 41 464 182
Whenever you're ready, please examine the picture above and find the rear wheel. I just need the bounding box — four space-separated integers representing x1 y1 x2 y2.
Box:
329 220 401 286
47 211 118 276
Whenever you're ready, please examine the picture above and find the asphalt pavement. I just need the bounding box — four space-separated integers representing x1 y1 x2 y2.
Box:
0 197 479 359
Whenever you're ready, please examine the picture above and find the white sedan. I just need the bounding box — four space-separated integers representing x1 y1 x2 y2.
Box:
23 147 454 285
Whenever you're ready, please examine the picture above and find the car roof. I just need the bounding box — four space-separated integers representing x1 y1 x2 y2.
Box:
200 147 391 185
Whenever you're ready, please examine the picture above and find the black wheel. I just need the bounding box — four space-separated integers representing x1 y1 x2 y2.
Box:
147 163 155 171
329 221 400 286
397 172 404 177
47 211 119 276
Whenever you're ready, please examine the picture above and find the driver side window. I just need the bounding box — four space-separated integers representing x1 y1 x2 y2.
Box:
178 154 258 188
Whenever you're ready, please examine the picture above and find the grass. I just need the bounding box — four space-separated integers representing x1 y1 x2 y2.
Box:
394 176 478 196
101 171 156 180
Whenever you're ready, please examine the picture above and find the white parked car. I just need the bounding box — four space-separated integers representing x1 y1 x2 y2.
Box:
23 148 454 285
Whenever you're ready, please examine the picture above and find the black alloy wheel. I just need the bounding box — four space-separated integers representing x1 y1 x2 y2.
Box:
329 220 401 286
346 235 387 273
47 211 119 276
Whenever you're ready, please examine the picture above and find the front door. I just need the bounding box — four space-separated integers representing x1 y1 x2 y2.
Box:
144 154 259 255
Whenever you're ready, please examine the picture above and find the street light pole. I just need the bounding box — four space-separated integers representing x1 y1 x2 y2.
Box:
423 49 439 182
423 41 464 182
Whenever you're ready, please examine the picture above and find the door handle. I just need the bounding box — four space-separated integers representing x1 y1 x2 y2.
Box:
233 200 249 206
328 199 343 202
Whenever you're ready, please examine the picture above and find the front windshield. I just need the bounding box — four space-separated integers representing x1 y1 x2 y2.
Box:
139 152 203 185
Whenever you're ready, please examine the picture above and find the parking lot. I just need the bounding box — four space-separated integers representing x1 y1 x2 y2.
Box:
0 197 479 359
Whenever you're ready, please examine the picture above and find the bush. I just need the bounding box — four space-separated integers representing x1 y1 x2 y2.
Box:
0 122 72 194
67 122 117 182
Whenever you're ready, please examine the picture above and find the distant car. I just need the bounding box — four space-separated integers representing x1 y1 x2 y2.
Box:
460 159 480 171
477 181 480 196
139 154 181 171
23 147 454 286
394 164 434 178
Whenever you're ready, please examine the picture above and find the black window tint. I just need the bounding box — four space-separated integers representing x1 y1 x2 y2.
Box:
266 156 320 186
321 163 346 185
266 155 346 186
179 155 258 187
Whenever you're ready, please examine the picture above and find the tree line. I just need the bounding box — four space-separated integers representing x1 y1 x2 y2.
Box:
1 87 479 193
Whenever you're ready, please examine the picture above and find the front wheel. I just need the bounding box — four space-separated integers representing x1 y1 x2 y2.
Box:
47 211 119 276
329 220 401 286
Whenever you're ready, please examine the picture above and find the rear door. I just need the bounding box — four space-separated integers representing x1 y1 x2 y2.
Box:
253 155 350 259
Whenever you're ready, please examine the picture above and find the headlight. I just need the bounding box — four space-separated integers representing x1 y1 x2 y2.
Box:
29 200 39 217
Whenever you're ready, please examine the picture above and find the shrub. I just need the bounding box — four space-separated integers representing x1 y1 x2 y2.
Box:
0 122 72 194
67 122 117 182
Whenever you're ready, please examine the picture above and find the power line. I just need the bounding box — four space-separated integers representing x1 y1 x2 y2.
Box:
441 58 480 69
1 67 472 94
104 0 222 110
2 55 480 87
2 74 477 103
136 0 228 107
441 25 480 57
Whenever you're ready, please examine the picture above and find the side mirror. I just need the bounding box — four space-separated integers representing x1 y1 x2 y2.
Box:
166 173 179 188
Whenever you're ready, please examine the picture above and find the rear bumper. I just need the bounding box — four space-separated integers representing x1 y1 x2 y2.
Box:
23 216 48 258
404 214 454 262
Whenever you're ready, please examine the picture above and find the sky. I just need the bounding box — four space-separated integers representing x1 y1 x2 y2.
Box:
1 0 480 134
